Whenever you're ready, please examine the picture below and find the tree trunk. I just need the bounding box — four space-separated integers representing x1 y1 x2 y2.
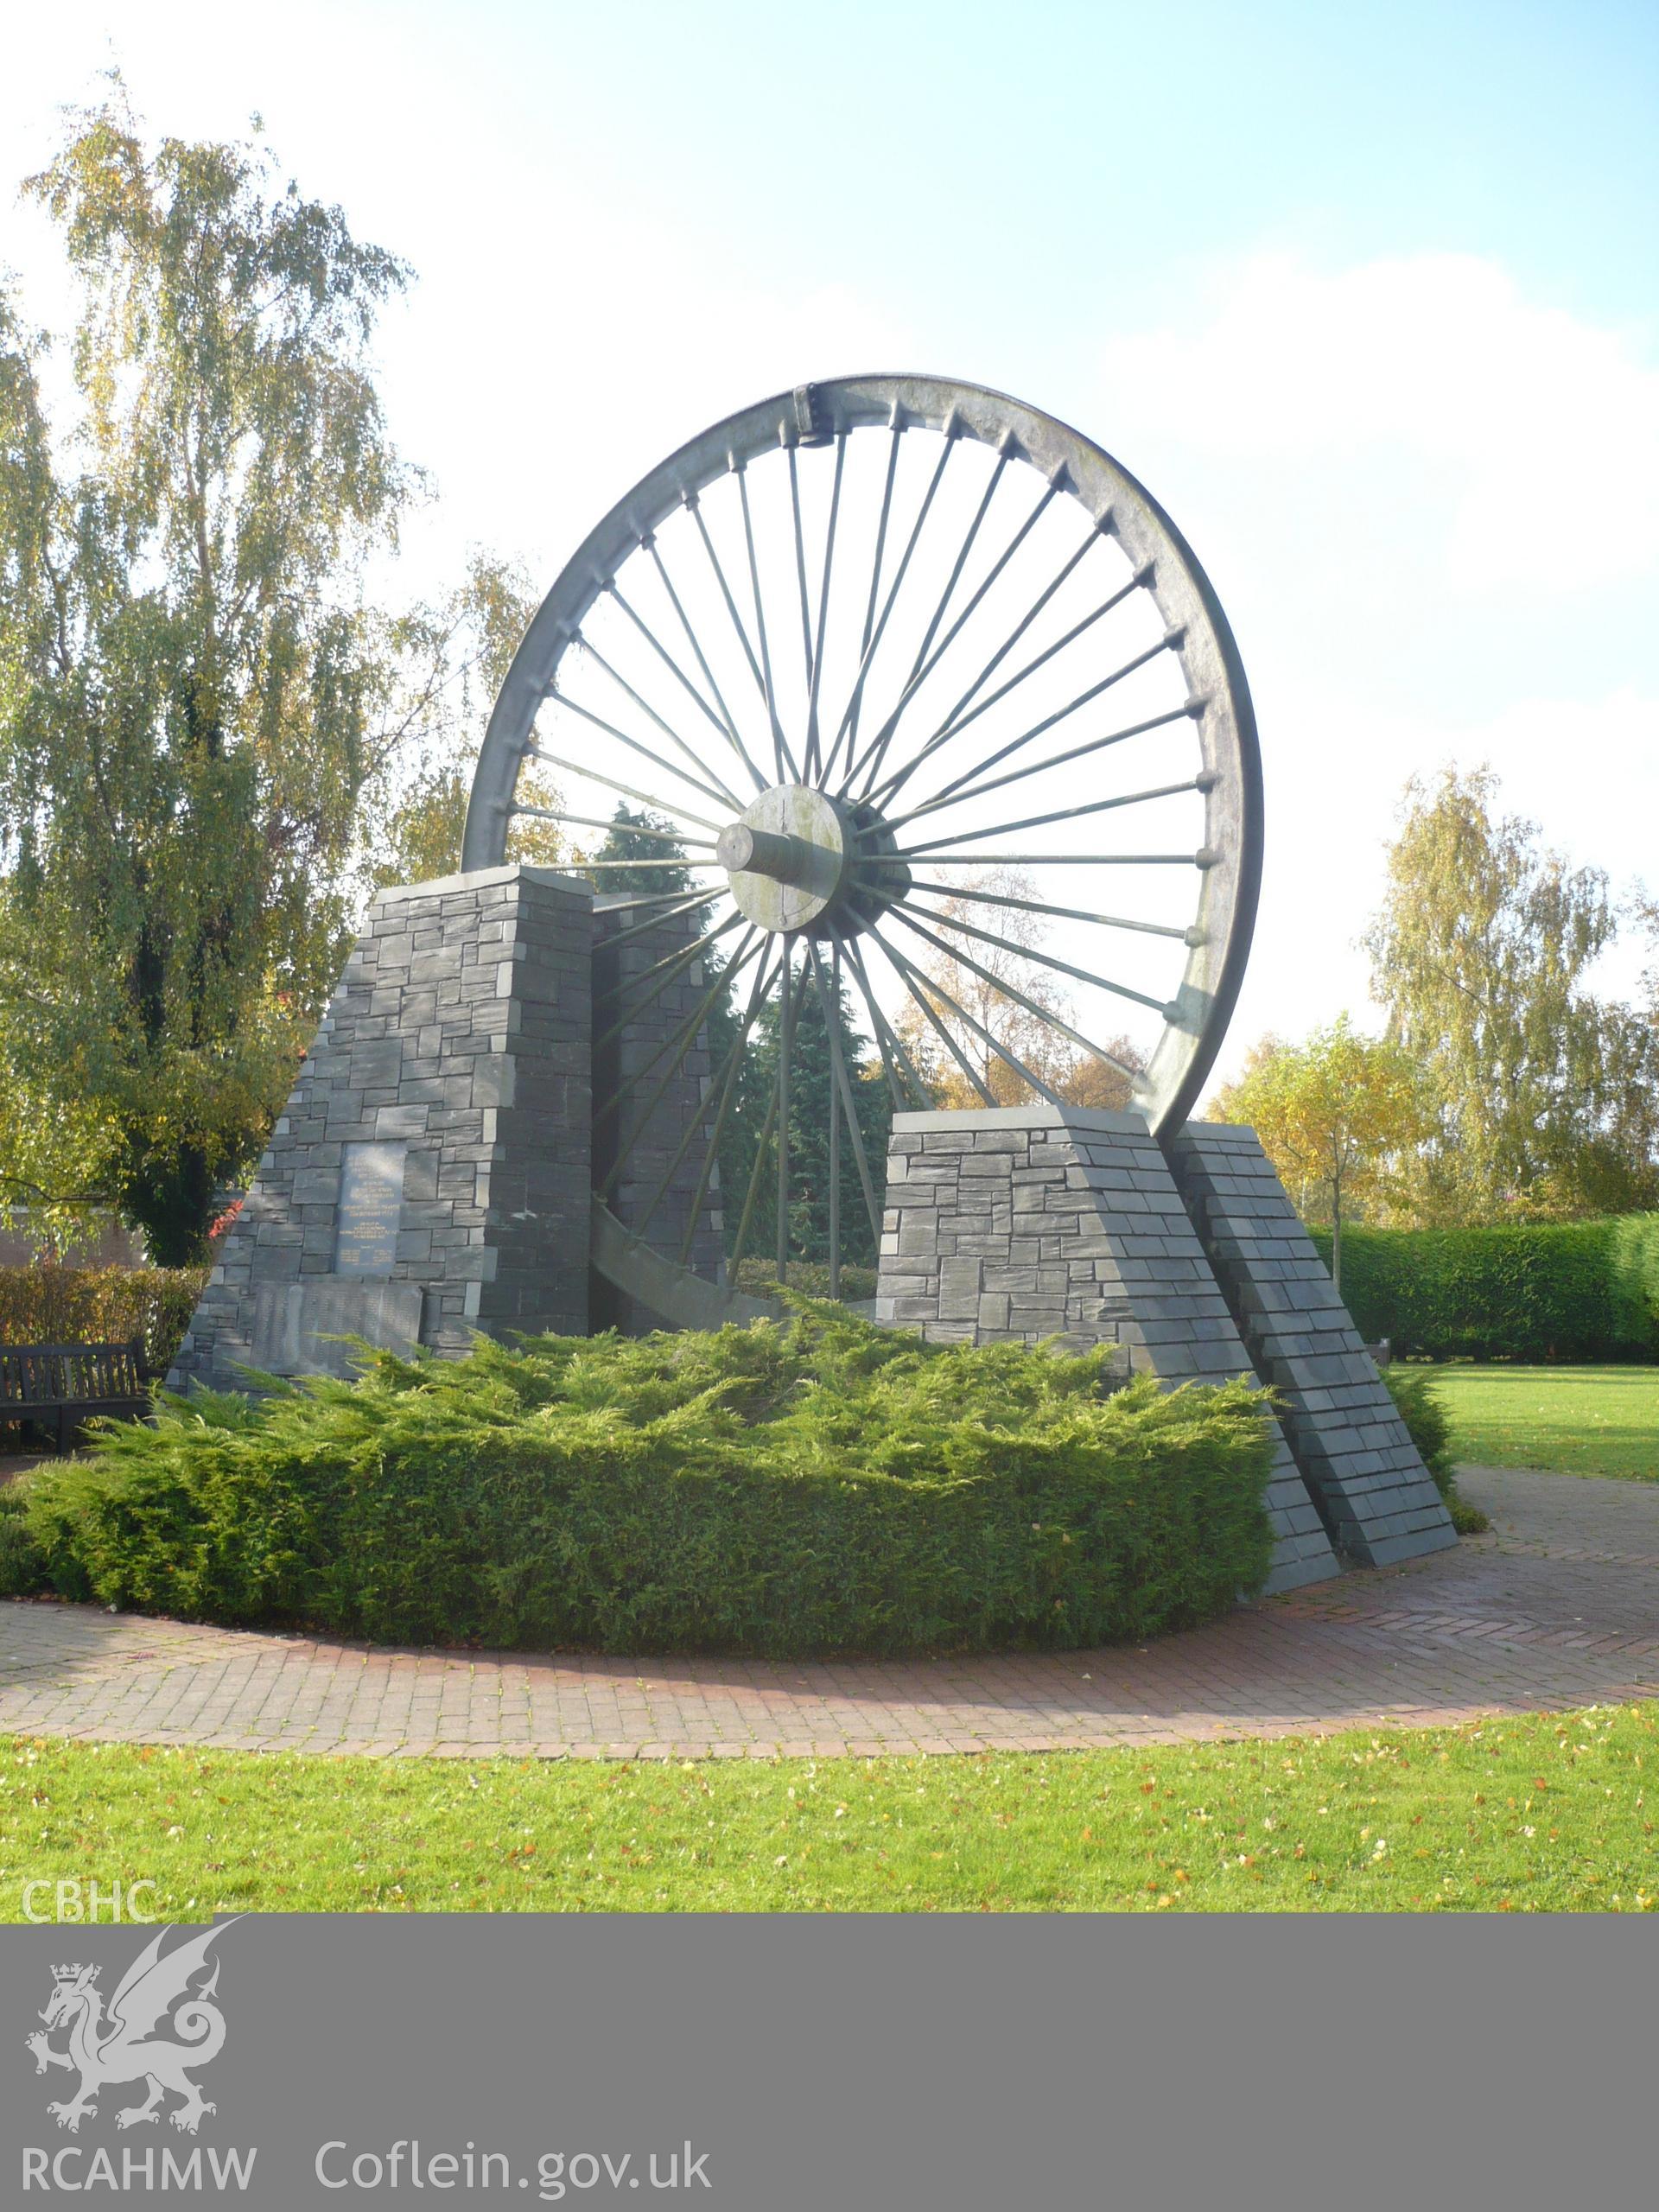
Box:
1331 1179 1342 1295
121 1141 216 1267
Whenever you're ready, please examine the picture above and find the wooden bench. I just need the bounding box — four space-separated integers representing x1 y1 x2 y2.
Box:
0 1340 151 1450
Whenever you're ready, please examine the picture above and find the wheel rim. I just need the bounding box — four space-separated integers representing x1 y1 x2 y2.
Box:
463 373 1262 1310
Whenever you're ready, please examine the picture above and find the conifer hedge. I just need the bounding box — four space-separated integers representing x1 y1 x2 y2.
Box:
1309 1216 1659 1363
0 1306 1277 1656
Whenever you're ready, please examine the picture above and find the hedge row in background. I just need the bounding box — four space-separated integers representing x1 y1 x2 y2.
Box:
732 1257 879 1303
1310 1215 1659 1363
0 1265 207 1376
0 1305 1277 1657
1380 1366 1488 1535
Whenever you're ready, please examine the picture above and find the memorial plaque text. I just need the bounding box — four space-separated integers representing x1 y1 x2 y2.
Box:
334 1141 406 1276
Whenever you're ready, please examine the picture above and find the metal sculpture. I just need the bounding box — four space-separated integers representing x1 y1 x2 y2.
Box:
461 374 1262 1319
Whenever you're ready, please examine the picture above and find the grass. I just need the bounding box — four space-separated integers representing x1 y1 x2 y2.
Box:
3 1705 1655 1916
1435 1363 1659 1483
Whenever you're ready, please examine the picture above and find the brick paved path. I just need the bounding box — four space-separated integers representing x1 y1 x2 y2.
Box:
3 1467 1656 1759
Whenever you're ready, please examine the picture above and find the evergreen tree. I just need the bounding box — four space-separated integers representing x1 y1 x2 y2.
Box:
582 804 892 1276
728 954 893 1274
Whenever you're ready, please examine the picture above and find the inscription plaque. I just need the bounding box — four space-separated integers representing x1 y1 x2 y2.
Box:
334 1141 407 1276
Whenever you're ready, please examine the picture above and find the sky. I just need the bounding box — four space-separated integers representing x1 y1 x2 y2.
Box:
3 0 1656 1094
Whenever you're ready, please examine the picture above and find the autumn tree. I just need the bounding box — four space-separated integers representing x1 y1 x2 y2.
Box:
1211 1015 1431 1290
367 552 564 889
1364 767 1659 1224
0 95 548 1261
892 869 1143 1110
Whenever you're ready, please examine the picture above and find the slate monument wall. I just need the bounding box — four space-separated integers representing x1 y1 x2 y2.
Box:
168 865 594 1391
874 1106 1340 1595
1164 1121 1455 1565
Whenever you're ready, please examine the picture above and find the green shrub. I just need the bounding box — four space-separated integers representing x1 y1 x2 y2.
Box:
0 1484 48 1595
1309 1216 1659 1363
1381 1366 1489 1535
6 1304 1278 1657
0 1265 207 1376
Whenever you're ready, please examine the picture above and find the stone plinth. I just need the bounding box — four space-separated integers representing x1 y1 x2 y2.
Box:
875 1107 1338 1594
168 865 594 1391
1164 1121 1456 1567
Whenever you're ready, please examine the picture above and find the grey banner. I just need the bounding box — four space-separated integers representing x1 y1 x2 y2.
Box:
2 1915 1652 2209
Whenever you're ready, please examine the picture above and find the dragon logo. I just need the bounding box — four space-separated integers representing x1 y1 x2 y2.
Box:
26 1923 237 2136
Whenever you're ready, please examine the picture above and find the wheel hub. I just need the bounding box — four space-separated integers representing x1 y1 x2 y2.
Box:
717 783 910 936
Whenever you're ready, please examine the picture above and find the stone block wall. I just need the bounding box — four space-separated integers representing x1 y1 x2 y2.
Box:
876 1107 1339 1594
168 865 594 1391
1164 1122 1456 1567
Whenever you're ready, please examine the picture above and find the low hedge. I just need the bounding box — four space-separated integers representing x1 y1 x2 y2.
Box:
1309 1216 1659 1363
0 1264 207 1376
0 1305 1277 1657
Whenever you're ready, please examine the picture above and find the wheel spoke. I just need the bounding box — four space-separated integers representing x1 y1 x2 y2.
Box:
643 535 768 796
827 937 841 1296
882 631 1181 819
522 753 725 835
684 491 775 790
588 887 724 916
627 941 776 1244
805 936 881 1250
883 906 1141 1078
895 778 1204 860
839 930 933 1109
818 419 901 789
775 944 793 1278
598 927 765 1146
728 1078 779 1273
606 575 756 778
898 876 1191 943
861 850 1208 868
845 444 1014 798
593 908 746 1055
889 896 1171 1017
852 464 1062 791
863 526 1103 806
594 887 728 954
918 568 1152 754
533 704 739 816
569 639 749 808
868 924 1052 1105
824 427 957 791
513 805 716 849
736 462 799 783
675 945 781 1267
579 856 725 871
787 446 815 697
890 703 1196 828
804 431 847 780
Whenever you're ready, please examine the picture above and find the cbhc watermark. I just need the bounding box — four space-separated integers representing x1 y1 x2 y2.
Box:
21 1879 156 1923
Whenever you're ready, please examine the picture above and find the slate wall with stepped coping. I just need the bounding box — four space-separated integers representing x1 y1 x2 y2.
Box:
1164 1121 1456 1567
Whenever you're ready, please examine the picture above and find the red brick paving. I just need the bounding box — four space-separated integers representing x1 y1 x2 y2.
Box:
2 1467 1656 1758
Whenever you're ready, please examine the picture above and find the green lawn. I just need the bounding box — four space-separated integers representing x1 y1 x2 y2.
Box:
1434 1363 1659 1482
4 1706 1655 1916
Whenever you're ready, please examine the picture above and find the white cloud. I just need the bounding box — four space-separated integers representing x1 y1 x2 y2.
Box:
1100 251 1659 592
